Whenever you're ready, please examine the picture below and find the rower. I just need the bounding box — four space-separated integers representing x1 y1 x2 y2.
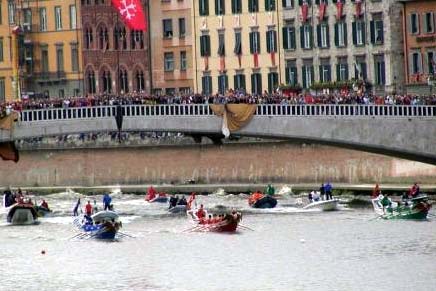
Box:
196 204 206 219
168 195 178 209
85 200 93 216
40 199 49 209
178 195 187 206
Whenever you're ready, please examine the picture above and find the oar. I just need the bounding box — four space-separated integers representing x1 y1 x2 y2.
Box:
117 232 134 238
238 224 255 231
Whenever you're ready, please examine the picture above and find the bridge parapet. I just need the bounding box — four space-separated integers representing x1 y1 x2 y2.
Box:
18 104 436 123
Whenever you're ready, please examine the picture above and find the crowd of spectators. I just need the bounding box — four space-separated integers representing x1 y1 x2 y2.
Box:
2 90 436 114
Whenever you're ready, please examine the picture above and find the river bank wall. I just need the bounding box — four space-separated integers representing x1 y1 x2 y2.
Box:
1 142 436 187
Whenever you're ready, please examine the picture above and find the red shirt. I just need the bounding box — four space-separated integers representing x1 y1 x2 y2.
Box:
85 204 93 215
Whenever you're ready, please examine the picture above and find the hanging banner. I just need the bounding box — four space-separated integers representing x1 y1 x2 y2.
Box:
355 0 362 17
301 1 309 23
336 1 344 20
319 2 326 20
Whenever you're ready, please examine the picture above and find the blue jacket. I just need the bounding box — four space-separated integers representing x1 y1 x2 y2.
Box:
103 194 112 206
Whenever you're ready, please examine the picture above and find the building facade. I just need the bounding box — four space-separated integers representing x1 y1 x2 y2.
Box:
192 0 405 95
401 0 436 94
81 0 150 95
0 0 14 102
8 0 84 99
149 0 193 95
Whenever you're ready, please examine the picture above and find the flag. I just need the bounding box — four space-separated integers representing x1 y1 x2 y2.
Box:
336 1 343 20
253 52 259 67
187 193 196 210
237 54 242 68
111 0 147 31
319 2 326 20
204 56 209 70
355 0 362 17
301 1 309 23
220 56 226 72
270 51 276 66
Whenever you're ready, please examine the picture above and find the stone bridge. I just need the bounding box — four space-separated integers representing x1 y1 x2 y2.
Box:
1 104 436 164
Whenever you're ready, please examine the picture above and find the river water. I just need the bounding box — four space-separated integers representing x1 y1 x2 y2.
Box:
1 190 435 291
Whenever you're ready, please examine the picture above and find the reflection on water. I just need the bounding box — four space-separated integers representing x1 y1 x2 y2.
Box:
0 192 435 291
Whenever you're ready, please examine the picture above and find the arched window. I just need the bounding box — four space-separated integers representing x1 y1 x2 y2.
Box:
114 25 127 50
136 70 144 92
85 27 93 49
86 69 96 94
119 69 128 93
98 26 109 50
101 70 112 93
131 30 144 50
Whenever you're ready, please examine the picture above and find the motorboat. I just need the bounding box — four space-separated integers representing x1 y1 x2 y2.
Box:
372 195 431 220
6 202 38 225
248 192 277 208
303 199 339 211
168 204 187 214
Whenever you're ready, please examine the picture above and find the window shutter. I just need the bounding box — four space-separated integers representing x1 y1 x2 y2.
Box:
379 21 384 43
256 32 261 53
234 75 238 89
381 61 386 84
319 65 323 82
299 0 302 5
310 66 314 84
352 22 357 45
266 31 271 52
302 67 307 88
258 74 262 93
326 25 330 47
370 20 375 44
249 33 254 54
282 0 287 8
361 63 367 80
273 30 277 52
362 23 366 44
317 24 321 47
343 23 347 46
345 64 348 80
334 23 339 47
300 26 304 48
336 64 340 81
251 74 255 93
268 73 272 93
327 65 331 81
292 67 298 85
206 36 211 56
283 27 289 49
285 67 290 84
290 27 296 49
241 75 246 90
309 26 313 48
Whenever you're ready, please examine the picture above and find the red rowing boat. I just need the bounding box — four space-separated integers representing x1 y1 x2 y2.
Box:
187 210 242 233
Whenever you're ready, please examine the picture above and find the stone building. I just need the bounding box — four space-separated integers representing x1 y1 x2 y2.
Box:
0 1 14 102
192 0 405 95
401 0 436 94
0 0 83 100
149 0 193 95
81 0 150 95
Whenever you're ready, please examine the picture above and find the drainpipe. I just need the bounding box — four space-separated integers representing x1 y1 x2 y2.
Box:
402 2 409 91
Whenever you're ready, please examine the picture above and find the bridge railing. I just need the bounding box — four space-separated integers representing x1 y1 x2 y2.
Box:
19 104 436 122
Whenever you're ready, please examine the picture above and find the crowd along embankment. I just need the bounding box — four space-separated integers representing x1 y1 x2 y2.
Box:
1 142 436 189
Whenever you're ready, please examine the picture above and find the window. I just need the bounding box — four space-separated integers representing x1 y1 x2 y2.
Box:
99 26 109 50
180 51 187 70
218 74 228 94
370 18 384 44
266 30 277 53
164 52 174 71
136 70 144 92
265 0 276 11
427 52 435 75
231 0 242 14
163 19 173 38
424 12 434 34
319 62 331 83
85 27 93 49
165 88 176 95
411 52 421 75
23 9 32 32
234 74 246 91
215 0 225 15
285 61 298 85
354 59 367 80
200 35 211 56
40 8 47 31
56 46 64 73
283 26 296 50
87 70 96 94
335 21 347 47
0 38 3 62
300 24 313 49
248 0 259 12
41 48 49 73
70 5 77 29
8 0 15 24
410 13 419 34
0 78 5 103
58 89 65 98
317 22 329 48
131 30 144 49
283 0 294 9
336 59 348 81
202 75 212 94
352 20 365 46
302 65 314 88
114 26 127 50
0 2 2 25
251 73 262 94
268 72 278 93
71 44 79 72
119 69 129 93
55 6 62 30
102 70 112 93
199 0 209 16
249 31 260 54
218 33 225 56
179 18 186 37
234 31 242 55
374 55 385 85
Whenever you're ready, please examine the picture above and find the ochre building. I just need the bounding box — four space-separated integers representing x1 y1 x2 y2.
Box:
0 1 14 102
149 0 193 95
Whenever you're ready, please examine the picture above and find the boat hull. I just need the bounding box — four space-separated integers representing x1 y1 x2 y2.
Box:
168 205 187 214
251 196 277 209
303 199 339 211
148 196 168 203
34 206 52 217
7 204 38 225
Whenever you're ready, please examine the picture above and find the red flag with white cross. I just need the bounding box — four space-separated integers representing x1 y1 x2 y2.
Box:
111 0 147 31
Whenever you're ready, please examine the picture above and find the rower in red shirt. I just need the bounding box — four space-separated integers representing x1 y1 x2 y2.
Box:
196 204 206 219
85 200 93 216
